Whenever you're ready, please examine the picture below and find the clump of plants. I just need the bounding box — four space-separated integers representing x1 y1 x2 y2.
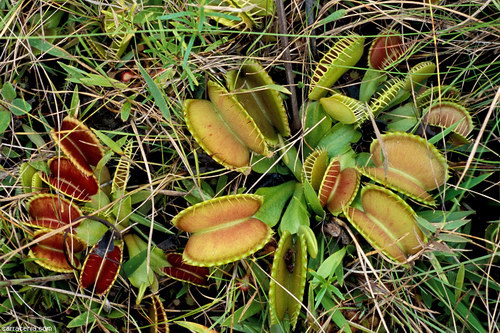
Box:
0 1 498 333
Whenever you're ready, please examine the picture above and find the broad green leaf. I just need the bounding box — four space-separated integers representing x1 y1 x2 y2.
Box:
279 183 310 234
11 98 31 116
317 123 361 157
1 82 16 101
67 311 96 328
303 102 332 148
137 61 170 120
437 233 470 243
59 62 87 79
387 118 418 132
359 69 386 102
121 100 131 121
303 180 325 217
415 216 437 233
79 74 126 88
254 181 296 227
21 124 45 148
29 39 72 60
418 210 474 223
0 110 11 134
312 248 346 286
317 9 346 25
443 219 470 230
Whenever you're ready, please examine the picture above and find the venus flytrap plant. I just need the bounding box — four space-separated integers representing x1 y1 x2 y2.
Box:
309 35 365 100
171 194 272 266
422 101 474 141
147 295 170 333
184 80 270 173
269 231 307 329
359 132 449 206
226 60 290 144
403 61 436 91
162 253 210 287
29 230 86 273
302 148 329 190
360 30 410 102
416 85 461 111
320 93 368 125
344 185 425 263
122 233 168 304
79 229 124 296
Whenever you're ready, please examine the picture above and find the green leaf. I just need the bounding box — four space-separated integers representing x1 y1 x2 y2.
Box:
1 82 16 101
317 9 346 25
21 124 45 149
0 110 11 134
303 180 325 217
221 302 262 327
92 129 123 154
79 74 126 88
59 62 87 79
68 85 80 118
303 102 332 148
67 311 96 328
29 38 72 60
359 69 386 102
415 216 437 233
254 181 296 227
437 233 470 243
454 263 465 300
312 248 346 286
418 210 474 223
443 219 470 230
136 61 170 120
317 123 361 157
387 118 418 132
10 98 31 116
121 100 131 121
320 296 352 333
258 84 291 95
279 183 310 234
445 173 492 201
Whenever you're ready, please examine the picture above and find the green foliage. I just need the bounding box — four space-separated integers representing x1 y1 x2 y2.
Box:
0 0 498 332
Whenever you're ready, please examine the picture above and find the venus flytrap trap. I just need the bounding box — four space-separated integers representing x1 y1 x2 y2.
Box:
359 132 449 206
345 185 425 263
269 231 307 330
308 35 365 100
422 101 474 142
226 60 291 144
171 194 272 266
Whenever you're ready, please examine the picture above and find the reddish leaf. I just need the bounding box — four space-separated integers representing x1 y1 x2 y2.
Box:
184 99 251 171
80 241 123 295
369 33 406 70
29 230 85 273
361 132 448 205
172 194 272 266
163 253 209 287
345 185 425 263
325 168 360 215
43 157 99 201
27 194 82 230
149 295 169 333
318 159 341 207
51 116 104 176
